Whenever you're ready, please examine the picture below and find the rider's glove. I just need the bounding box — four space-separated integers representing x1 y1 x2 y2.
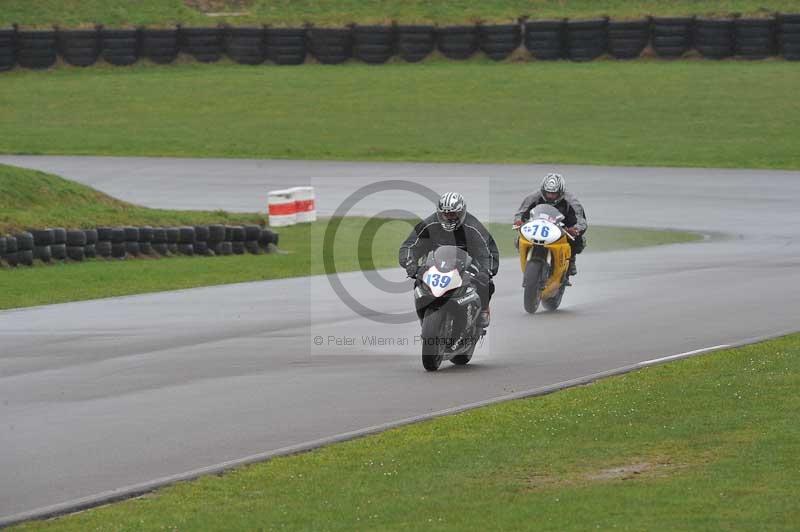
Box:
475 271 492 285
565 226 580 237
513 220 523 230
406 263 421 278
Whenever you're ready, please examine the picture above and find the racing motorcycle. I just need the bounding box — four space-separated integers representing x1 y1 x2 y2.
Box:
413 246 484 372
516 204 573 314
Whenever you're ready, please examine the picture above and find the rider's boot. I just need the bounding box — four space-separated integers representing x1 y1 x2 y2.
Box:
478 306 490 329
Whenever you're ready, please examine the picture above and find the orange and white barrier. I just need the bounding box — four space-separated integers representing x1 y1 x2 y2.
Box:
268 189 297 227
289 186 317 223
268 187 316 227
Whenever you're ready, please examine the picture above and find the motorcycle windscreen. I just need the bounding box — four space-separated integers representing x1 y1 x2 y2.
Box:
530 204 565 224
430 245 469 272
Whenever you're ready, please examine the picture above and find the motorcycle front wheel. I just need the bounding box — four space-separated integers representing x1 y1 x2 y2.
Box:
421 309 451 371
524 261 545 314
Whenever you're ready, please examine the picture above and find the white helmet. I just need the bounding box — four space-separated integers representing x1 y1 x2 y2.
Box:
437 192 466 232
540 173 566 204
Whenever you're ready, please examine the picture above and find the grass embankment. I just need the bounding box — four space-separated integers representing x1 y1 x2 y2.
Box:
1 0 797 27
2 61 799 170
0 165 699 309
14 333 800 531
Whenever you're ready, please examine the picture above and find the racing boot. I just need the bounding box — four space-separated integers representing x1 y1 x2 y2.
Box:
478 306 490 329
565 258 577 286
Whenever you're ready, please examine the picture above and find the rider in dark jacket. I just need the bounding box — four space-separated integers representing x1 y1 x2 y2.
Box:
513 173 587 277
399 192 499 328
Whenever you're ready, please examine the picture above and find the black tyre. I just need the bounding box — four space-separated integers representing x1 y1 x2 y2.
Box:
152 243 169 256
193 225 210 242
66 229 87 247
124 226 139 242
152 227 167 244
542 283 566 311
139 242 155 255
245 241 262 254
51 243 67 260
138 226 154 242
96 227 113 241
124 241 140 256
30 229 54 246
421 309 447 372
18 249 34 266
15 232 34 251
166 227 180 244
111 243 127 258
523 261 545 314
178 243 195 256
66 246 85 261
110 227 126 244
232 241 246 255
231 226 246 242
208 224 226 243
178 226 195 243
194 241 211 255
215 241 233 255
84 229 98 245
84 244 96 258
96 241 112 257
34 245 52 262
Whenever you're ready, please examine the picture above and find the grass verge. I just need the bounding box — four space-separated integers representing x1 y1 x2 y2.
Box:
0 0 797 27
12 333 800 531
1 61 800 169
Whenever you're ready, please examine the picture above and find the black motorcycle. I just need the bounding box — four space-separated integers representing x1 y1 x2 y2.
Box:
413 246 484 372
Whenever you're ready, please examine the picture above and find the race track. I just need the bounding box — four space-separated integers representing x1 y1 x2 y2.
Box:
1 156 799 524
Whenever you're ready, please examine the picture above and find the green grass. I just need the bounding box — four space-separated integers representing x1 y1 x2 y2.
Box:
0 0 796 27
0 165 700 309
0 164 264 233
2 61 799 170
13 333 800 531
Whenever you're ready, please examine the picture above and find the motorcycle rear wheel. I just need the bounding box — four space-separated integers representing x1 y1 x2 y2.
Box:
524 261 545 314
421 309 449 371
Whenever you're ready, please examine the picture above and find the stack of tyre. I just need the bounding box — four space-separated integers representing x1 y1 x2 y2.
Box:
141 28 179 64
479 23 521 61
1 226 278 266
181 27 224 63
779 14 800 60
101 28 139 66
607 19 649 59
352 25 394 64
396 25 435 62
226 27 265 65
307 27 352 64
565 18 608 61
0 28 15 72
651 17 693 58
694 18 735 59
16 30 58 69
266 28 306 65
524 20 566 60
58 28 100 67
733 18 775 59
437 25 479 59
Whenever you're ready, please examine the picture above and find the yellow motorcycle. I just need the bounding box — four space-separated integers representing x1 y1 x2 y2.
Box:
516 204 573 314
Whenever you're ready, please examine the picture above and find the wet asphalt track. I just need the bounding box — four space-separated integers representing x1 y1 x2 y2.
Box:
1 156 799 523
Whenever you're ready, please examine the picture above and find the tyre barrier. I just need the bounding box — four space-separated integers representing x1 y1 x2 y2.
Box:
58 28 100 67
102 28 139 66
16 30 57 69
694 18 735 59
307 27 352 64
1 225 279 267
524 19 566 60
479 24 521 61
266 28 306 65
566 18 608 61
608 19 649 59
779 13 800 60
396 25 435 62
735 18 775 59
437 25 479 60
2 16 798 71
652 17 694 58
181 27 224 63
226 27 265 65
0 29 15 72
353 25 394 64
141 28 179 64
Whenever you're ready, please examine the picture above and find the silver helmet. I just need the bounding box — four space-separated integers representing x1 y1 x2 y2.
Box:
540 173 566 204
436 192 467 232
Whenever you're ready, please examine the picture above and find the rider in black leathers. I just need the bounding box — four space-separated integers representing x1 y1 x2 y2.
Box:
513 173 588 278
399 192 499 329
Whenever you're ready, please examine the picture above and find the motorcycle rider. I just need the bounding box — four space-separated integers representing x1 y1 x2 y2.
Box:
513 173 587 278
399 192 499 329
